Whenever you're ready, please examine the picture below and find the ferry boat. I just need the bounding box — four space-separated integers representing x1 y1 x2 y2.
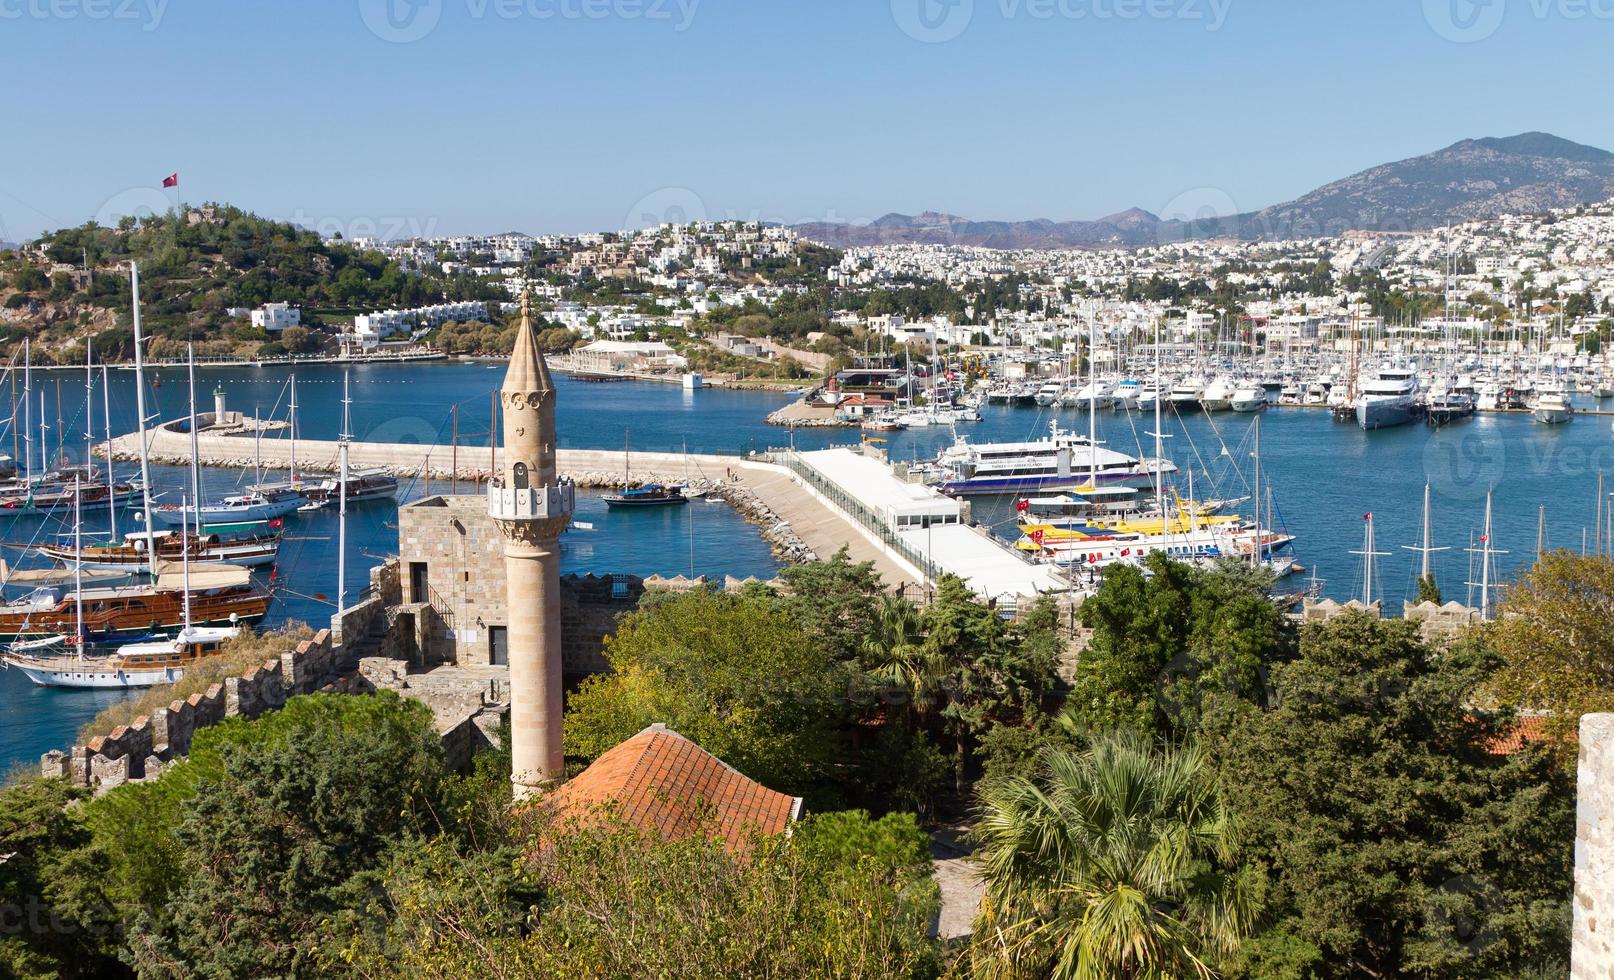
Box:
148 487 305 527
913 422 1174 496
602 483 689 508
3 625 240 689
1355 366 1421 430
38 522 282 570
1016 520 1294 573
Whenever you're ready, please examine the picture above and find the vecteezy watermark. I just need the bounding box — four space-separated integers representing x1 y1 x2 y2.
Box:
0 0 167 30
284 209 440 243
622 186 708 233
358 0 699 43
1425 0 1614 43
891 0 1231 43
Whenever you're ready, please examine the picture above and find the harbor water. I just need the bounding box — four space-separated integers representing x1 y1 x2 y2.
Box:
3 361 1611 774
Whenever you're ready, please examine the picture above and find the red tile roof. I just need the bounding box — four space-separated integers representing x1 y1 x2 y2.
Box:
1483 713 1566 755
545 724 802 855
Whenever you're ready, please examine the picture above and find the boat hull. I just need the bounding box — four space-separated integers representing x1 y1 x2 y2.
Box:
11 662 184 688
939 470 1162 496
1357 399 1418 430
149 497 303 526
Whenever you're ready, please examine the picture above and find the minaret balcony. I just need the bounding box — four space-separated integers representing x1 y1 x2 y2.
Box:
488 481 576 522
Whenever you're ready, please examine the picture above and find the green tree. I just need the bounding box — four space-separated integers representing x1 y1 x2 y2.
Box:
970 730 1260 979
563 588 846 795
1416 573 1443 605
1484 550 1614 741
1206 614 1574 978
340 810 941 978
1065 555 1289 739
858 594 942 723
81 692 448 976
0 778 120 978
775 546 885 662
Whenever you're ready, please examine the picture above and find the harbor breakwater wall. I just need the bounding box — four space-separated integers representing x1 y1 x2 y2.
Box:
105 424 816 564
38 628 357 793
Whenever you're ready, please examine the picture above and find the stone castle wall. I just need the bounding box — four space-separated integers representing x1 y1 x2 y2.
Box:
39 629 356 793
1575 713 1614 977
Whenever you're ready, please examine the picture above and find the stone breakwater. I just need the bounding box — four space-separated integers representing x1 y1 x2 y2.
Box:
104 440 817 567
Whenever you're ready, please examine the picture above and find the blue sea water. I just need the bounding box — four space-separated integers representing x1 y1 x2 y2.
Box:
3 361 1612 773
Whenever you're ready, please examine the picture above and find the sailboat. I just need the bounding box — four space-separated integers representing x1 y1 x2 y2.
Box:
602 431 687 507
4 495 243 687
147 347 304 526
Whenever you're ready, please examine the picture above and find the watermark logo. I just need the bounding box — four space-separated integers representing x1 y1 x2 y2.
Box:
622 186 708 233
1422 0 1506 42
894 0 1230 41
285 209 441 243
1423 426 1506 502
94 186 173 229
1155 186 1240 243
359 0 700 43
0 0 168 30
891 0 975 42
359 0 443 42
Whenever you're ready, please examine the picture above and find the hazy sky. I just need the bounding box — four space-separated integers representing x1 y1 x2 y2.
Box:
1 0 1609 241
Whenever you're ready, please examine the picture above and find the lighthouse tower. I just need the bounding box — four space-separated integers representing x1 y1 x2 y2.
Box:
489 292 575 798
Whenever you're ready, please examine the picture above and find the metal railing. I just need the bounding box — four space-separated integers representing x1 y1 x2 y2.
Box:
773 448 946 586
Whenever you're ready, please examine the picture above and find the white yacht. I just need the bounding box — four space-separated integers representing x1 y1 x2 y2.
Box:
1229 380 1267 412
1110 379 1143 411
1199 376 1236 412
1532 385 1573 425
1355 366 1421 430
1033 380 1067 407
1062 378 1112 410
1168 376 1205 411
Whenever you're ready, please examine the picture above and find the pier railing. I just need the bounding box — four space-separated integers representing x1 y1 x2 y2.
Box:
773 448 946 586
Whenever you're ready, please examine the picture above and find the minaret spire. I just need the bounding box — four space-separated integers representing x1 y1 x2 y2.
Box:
489 289 574 798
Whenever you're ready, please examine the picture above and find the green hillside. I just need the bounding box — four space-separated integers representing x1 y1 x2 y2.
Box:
0 203 505 363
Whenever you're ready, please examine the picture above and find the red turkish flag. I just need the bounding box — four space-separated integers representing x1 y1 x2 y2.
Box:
162 173 179 188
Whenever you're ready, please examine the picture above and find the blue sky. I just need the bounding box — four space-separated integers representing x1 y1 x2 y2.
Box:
0 0 1608 241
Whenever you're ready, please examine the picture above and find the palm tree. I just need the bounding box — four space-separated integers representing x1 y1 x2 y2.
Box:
970 731 1259 980
858 595 943 723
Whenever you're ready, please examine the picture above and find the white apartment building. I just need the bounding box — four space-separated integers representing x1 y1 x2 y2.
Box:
251 302 301 333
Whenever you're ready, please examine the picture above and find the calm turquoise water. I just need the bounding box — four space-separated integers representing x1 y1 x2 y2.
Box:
3 361 1610 773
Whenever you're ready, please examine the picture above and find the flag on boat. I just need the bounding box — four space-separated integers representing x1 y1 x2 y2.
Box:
162 173 179 187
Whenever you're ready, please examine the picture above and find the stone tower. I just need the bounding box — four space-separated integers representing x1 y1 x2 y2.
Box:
489 292 574 798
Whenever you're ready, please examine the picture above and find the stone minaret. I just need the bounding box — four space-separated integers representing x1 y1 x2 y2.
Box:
489 292 574 798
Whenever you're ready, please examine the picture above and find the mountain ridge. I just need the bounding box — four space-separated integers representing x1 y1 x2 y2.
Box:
794 132 1614 249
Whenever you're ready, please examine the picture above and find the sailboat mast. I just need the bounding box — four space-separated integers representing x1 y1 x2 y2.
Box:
288 373 298 485
338 370 350 613
181 494 192 632
187 345 202 521
1251 413 1262 570
1364 515 1375 603
1420 482 1432 580
101 365 116 540
1481 490 1494 620
1088 303 1097 488
22 337 31 485
1538 504 1546 557
130 263 158 578
72 476 83 648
